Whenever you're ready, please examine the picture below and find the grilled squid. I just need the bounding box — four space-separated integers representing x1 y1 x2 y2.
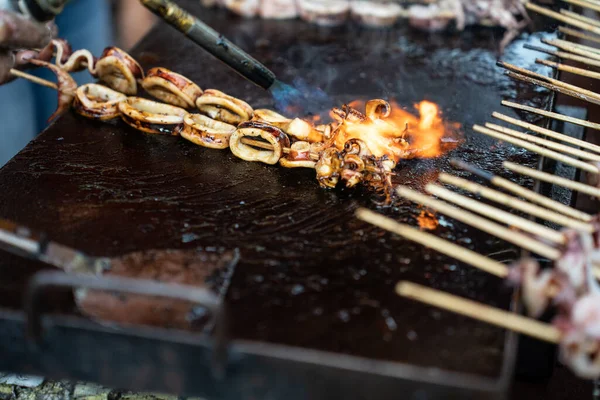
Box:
50 39 97 74
181 114 236 149
230 121 290 165
279 141 316 169
297 0 350 26
73 84 127 121
118 97 187 135
350 1 403 27
141 68 203 109
29 59 77 124
196 89 254 125
315 148 343 189
252 109 291 129
95 47 144 95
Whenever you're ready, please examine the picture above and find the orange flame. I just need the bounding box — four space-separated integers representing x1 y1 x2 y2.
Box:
417 209 439 230
326 100 461 162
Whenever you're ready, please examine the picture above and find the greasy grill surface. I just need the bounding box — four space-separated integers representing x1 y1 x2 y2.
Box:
0 2 554 379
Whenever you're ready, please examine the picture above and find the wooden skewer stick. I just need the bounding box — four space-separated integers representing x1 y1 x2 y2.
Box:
506 70 600 107
396 281 562 343
438 173 595 232
450 159 593 222
504 161 600 198
426 183 566 244
536 58 600 81
396 185 562 260
10 69 58 90
473 124 600 174
542 38 600 61
496 106 600 141
355 208 509 277
559 27 600 45
560 9 600 28
498 61 600 104
562 0 600 14
524 44 600 69
525 2 600 35
484 122 600 162
547 38 600 56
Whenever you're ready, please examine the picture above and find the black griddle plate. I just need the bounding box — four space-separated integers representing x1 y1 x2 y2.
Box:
0 2 559 399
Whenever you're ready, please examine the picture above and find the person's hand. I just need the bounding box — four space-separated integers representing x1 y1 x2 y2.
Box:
0 11 55 84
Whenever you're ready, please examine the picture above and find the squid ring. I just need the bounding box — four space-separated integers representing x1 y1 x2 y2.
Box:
252 109 291 129
181 114 236 149
73 84 127 121
196 89 254 125
95 47 144 95
118 97 187 135
365 99 391 120
279 141 316 169
230 121 290 165
142 68 203 109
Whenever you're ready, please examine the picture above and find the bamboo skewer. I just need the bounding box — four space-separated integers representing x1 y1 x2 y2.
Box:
396 281 562 343
450 159 593 222
498 61 600 105
506 70 600 106
426 184 566 244
504 161 600 198
438 173 594 232
10 69 58 90
560 9 600 29
355 209 509 277
524 44 600 69
562 0 600 14
473 124 600 174
396 185 562 260
537 58 600 81
542 38 600 61
547 38 600 56
484 122 600 162
497 105 600 139
525 2 600 35
559 27 600 45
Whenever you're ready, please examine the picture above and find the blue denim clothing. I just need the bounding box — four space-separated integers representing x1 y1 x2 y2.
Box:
0 0 113 166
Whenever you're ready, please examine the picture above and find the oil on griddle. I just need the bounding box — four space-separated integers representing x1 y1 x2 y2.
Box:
0 3 556 379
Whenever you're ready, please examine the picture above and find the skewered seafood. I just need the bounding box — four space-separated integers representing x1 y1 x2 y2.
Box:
224 0 261 17
142 67 203 109
181 114 237 149
48 39 97 74
29 59 77 124
118 97 187 135
196 89 254 125
350 1 403 27
73 84 127 121
229 121 291 164
95 47 145 95
279 141 316 168
297 0 350 26
259 0 299 19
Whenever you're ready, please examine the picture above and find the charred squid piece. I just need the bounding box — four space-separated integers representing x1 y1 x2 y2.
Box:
279 141 316 169
118 97 188 135
365 99 391 120
343 138 372 157
340 153 366 188
350 0 403 27
142 67 203 109
252 109 291 129
315 148 343 189
230 121 291 165
259 0 299 19
73 84 127 121
332 104 367 124
286 118 325 143
181 114 236 149
316 123 333 140
95 47 144 95
51 39 97 74
297 0 350 26
28 59 77 124
196 89 254 125
224 0 261 17
408 4 455 32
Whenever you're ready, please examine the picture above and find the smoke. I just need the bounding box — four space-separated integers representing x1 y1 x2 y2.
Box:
269 77 333 118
